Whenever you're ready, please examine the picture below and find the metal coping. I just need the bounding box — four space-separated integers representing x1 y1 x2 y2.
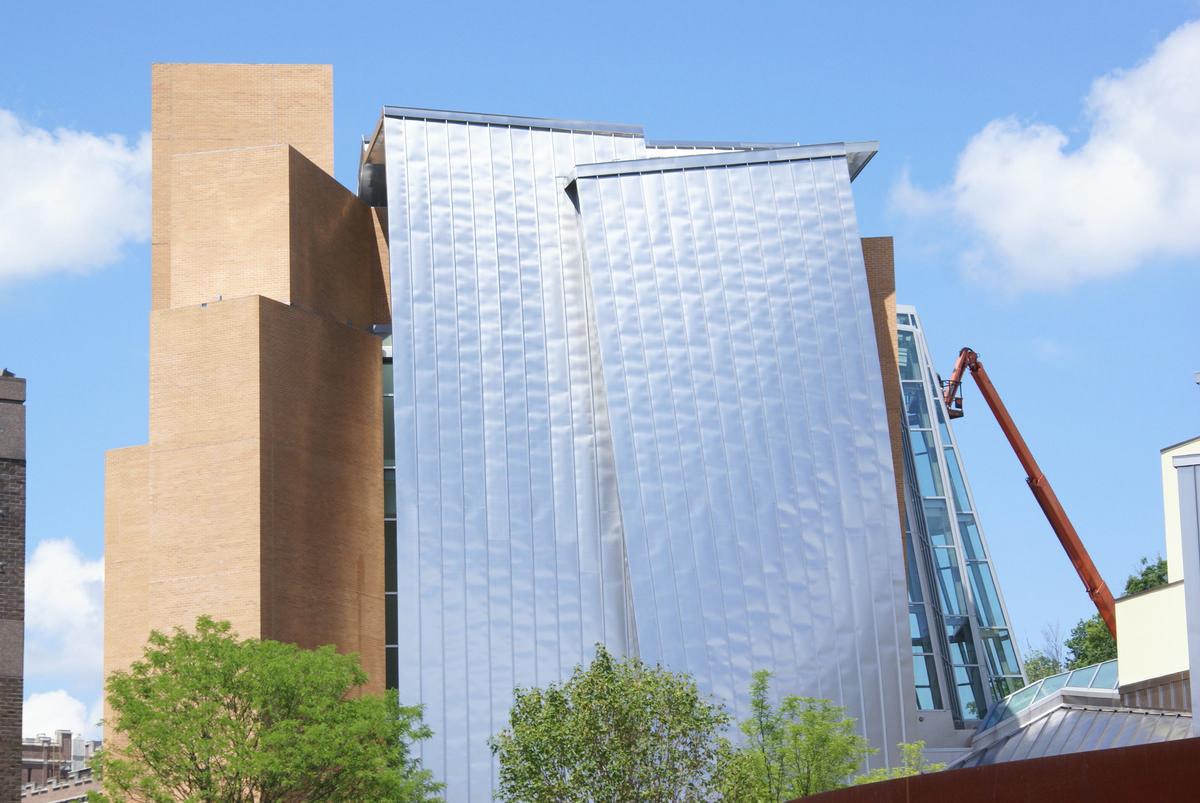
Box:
382 106 644 137
567 141 879 183
646 139 801 151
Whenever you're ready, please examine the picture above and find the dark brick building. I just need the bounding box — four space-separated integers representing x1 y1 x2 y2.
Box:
1 370 26 803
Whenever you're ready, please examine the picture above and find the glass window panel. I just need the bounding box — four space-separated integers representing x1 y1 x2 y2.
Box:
945 616 977 664
969 563 1004 627
904 382 932 429
990 676 1025 700
384 468 396 519
954 665 987 720
923 500 955 547
382 358 394 396
944 448 970 513
913 655 943 710
898 330 920 380
386 595 398 644
934 549 966 615
386 645 399 690
383 395 396 467
1091 660 1119 689
897 312 912 326
912 431 944 497
980 628 1020 676
910 606 933 654
1067 665 1099 688
1033 672 1070 701
905 533 923 602
385 520 397 594
1001 681 1042 717
958 513 984 560
923 499 953 546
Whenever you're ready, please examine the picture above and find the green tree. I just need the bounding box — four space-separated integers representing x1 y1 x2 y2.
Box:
1065 556 1168 669
1124 556 1168 594
91 616 440 803
1022 649 1065 683
1064 615 1117 669
853 741 945 784
720 670 873 801
489 645 729 803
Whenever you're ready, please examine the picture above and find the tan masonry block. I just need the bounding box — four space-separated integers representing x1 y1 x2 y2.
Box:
149 298 263 451
861 236 905 538
258 299 384 692
169 147 293 310
370 207 392 325
287 148 380 327
151 64 333 310
103 445 150 732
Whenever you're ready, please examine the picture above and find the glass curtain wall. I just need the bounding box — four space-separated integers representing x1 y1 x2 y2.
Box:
380 329 399 690
897 306 1024 724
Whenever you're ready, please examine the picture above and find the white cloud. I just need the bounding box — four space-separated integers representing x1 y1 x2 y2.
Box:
23 689 102 741
893 19 1200 291
0 110 150 284
24 538 104 687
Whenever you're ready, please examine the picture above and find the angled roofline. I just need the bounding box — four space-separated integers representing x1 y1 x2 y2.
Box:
566 141 879 183
382 106 644 137
645 139 803 150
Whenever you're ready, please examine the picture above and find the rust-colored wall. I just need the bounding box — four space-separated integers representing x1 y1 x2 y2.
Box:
861 237 905 537
803 737 1200 803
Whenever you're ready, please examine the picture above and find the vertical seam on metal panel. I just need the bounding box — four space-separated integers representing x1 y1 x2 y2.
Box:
650 168 713 693
721 160 777 690
665 167 732 698
433 121 450 787
701 165 754 690
619 170 680 664
762 162 807 677
595 171 663 658
470 121 496 753
779 159 829 703
791 157 840 706
742 162 791 679
531 128 562 675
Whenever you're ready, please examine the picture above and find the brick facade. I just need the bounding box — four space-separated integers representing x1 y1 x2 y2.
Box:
105 65 389 747
1 372 27 803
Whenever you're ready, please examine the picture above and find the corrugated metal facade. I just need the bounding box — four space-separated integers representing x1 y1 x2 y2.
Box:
379 110 911 801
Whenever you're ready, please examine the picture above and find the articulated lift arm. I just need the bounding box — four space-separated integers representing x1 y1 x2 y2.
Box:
942 347 1117 641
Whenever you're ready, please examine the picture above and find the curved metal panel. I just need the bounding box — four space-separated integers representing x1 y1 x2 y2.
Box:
384 115 644 802
572 152 912 767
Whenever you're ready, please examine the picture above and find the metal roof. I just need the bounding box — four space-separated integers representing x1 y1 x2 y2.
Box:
949 703 1192 768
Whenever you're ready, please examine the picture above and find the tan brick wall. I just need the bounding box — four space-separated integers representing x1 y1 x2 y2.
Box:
169 144 380 327
106 64 388 713
259 299 384 690
287 147 380 327
370 208 391 326
103 447 150 703
861 236 905 539
152 64 333 311
147 297 265 641
168 147 293 310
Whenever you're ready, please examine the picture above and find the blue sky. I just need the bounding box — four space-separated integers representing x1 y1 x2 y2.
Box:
3 1 1198 739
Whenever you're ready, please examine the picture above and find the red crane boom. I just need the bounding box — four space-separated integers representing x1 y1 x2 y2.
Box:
942 347 1117 641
